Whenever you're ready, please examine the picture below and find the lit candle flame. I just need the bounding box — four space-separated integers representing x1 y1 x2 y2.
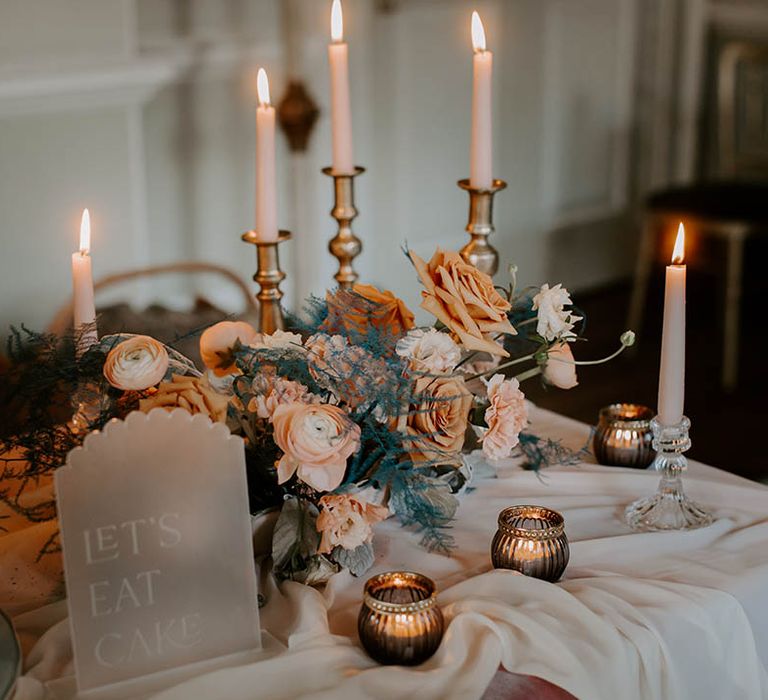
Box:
331 0 344 43
79 208 90 255
471 11 487 52
672 222 685 264
257 68 270 107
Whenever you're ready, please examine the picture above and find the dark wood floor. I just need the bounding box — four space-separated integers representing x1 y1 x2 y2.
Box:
525 247 768 482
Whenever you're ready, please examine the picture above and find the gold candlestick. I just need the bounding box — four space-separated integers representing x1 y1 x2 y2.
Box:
458 178 507 278
323 166 365 289
241 230 291 334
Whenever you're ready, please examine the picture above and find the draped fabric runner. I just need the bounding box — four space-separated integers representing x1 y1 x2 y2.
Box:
6 406 768 699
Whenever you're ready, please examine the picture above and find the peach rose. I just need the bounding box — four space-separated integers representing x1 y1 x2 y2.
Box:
543 342 578 390
272 403 361 492
406 375 473 463
481 374 528 460
409 249 515 356
321 284 415 341
200 321 258 376
103 335 169 391
316 491 388 554
139 374 229 422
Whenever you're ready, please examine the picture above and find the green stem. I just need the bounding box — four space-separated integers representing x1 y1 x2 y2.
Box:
514 367 542 383
550 341 629 367
464 352 536 381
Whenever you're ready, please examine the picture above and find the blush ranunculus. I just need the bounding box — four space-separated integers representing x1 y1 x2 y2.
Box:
316 491 388 554
199 321 258 377
409 248 516 356
272 403 361 492
103 335 169 391
481 374 528 460
542 342 579 390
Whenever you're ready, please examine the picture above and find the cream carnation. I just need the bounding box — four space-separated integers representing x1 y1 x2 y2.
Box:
103 336 169 391
316 491 388 554
247 376 315 420
395 328 461 374
481 374 528 460
272 403 361 492
532 283 582 342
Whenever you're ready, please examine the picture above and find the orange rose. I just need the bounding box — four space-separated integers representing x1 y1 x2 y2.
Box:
406 375 473 464
321 284 415 342
409 249 515 356
199 321 258 376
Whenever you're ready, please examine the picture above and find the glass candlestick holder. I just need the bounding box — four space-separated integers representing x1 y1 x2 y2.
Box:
624 416 714 531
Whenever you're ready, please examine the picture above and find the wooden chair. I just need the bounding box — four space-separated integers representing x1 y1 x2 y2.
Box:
47 262 257 363
627 41 768 391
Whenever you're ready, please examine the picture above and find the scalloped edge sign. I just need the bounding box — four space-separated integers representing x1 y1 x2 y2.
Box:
56 409 260 694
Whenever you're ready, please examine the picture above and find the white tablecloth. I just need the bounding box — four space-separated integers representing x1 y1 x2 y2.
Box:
9 407 768 700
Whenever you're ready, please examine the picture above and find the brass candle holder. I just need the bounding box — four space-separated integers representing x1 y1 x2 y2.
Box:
358 571 444 666
491 505 569 582
323 166 365 289
241 230 291 334
458 178 507 278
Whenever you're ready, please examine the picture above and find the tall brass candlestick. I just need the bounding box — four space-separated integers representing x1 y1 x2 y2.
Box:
323 166 365 289
242 230 291 334
458 178 507 278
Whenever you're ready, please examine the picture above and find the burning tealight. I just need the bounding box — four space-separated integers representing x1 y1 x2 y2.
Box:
358 571 444 665
491 505 569 582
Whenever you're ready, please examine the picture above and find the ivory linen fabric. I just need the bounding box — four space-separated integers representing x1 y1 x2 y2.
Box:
6 406 768 700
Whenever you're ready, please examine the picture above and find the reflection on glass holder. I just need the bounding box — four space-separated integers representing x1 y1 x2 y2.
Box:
624 415 714 531
594 403 656 468
358 571 444 666
491 505 569 582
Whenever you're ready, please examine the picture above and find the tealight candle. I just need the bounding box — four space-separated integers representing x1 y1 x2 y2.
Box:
491 505 569 582
358 571 444 665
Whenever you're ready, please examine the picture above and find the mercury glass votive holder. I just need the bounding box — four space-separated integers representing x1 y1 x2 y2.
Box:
491 506 569 582
594 403 656 468
358 571 444 666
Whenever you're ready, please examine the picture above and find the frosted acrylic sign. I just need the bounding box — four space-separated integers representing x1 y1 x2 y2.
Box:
56 409 260 694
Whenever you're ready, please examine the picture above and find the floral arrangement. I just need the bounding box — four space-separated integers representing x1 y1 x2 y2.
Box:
0 247 633 583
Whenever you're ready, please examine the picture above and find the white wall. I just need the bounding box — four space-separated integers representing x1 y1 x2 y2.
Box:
0 0 725 338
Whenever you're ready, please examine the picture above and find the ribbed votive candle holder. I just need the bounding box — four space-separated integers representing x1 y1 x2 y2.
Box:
491 505 569 582
358 571 444 665
594 403 656 468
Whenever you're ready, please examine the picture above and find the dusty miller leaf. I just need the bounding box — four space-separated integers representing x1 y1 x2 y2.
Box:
292 555 339 586
271 497 320 577
331 542 375 577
